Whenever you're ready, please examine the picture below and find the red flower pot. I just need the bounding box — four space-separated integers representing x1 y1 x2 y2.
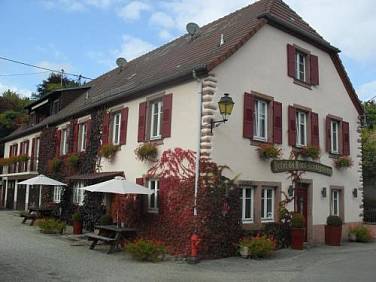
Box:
291 228 304 250
73 221 82 235
325 225 342 246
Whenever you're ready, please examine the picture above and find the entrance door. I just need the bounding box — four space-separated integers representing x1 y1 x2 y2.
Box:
295 185 308 241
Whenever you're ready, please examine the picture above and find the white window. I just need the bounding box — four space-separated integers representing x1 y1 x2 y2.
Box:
331 190 340 216
35 138 40 170
79 123 87 152
61 128 69 155
296 51 306 81
261 187 275 222
254 100 267 141
53 186 62 203
148 179 159 212
73 182 85 206
112 112 121 145
296 111 307 147
150 100 163 139
241 187 254 223
331 120 339 154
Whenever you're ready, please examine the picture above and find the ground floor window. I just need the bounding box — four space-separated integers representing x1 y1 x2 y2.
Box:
241 187 254 223
73 182 85 206
53 186 62 203
331 190 340 216
261 187 275 222
148 179 159 213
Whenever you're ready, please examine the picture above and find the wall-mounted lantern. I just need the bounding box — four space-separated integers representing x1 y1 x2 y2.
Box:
353 188 358 198
321 187 327 198
210 93 234 133
288 185 294 197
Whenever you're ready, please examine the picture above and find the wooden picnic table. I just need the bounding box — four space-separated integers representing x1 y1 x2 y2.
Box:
87 225 137 254
21 207 55 226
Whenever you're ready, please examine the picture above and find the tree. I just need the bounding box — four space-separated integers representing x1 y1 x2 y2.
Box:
364 101 376 129
32 73 80 100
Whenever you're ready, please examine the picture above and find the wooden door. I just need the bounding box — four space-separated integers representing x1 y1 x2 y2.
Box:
295 185 308 241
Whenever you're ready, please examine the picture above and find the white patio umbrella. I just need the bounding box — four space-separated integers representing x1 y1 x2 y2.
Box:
80 176 153 225
18 175 67 210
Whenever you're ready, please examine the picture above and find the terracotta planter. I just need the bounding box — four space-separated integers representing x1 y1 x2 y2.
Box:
291 228 305 250
325 225 342 246
73 221 82 235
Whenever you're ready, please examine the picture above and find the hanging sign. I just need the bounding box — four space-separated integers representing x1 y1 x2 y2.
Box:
271 160 332 176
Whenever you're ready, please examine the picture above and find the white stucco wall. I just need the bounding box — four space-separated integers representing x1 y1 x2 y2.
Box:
3 131 41 160
210 25 362 225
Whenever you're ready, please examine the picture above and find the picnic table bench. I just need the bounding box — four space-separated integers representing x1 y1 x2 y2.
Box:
21 207 54 226
21 212 38 226
86 225 137 254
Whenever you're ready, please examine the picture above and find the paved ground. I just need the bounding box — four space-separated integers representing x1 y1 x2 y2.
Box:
1 210 376 282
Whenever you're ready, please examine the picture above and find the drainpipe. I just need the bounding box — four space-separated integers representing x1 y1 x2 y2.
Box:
192 69 203 216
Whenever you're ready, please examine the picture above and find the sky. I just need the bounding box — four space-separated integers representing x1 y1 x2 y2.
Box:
0 0 375 101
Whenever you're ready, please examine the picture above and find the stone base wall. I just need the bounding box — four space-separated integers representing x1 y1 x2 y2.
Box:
311 222 363 243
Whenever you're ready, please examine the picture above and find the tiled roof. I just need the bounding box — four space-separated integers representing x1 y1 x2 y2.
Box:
1 0 362 142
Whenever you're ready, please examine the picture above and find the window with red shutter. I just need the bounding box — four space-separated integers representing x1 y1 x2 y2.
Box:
72 120 79 153
31 138 36 171
342 121 350 155
86 120 91 150
310 112 319 148
138 102 147 142
161 94 173 138
310 55 319 85
288 106 296 146
243 92 254 139
102 112 110 145
325 116 331 152
287 44 296 78
120 107 129 145
273 101 282 144
55 129 61 156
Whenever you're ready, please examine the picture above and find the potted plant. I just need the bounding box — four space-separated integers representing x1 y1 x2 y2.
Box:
135 143 158 162
334 156 353 169
48 157 63 174
72 212 82 235
65 153 80 170
290 212 305 250
99 144 120 159
257 144 282 160
325 215 343 246
299 145 320 160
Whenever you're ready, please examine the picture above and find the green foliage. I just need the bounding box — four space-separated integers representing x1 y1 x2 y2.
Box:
33 73 81 100
38 218 65 234
263 222 290 249
135 143 158 161
0 155 29 167
334 156 353 168
364 101 376 129
362 128 376 178
48 157 63 174
299 145 320 160
72 212 81 222
125 239 167 262
349 225 372 242
291 213 305 228
243 236 274 258
99 144 120 159
98 214 113 225
65 153 80 169
326 215 342 226
257 144 282 160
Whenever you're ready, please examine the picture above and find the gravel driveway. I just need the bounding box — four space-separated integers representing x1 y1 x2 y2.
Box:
1 210 376 282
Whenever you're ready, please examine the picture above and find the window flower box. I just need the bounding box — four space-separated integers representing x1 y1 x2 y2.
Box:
257 144 282 160
334 156 353 169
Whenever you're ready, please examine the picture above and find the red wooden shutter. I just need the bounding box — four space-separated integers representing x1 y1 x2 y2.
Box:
120 107 129 145
136 178 144 186
102 112 110 145
72 120 79 153
162 94 173 138
310 112 319 148
243 92 254 139
310 55 319 85
30 138 36 171
288 106 296 146
86 119 92 150
287 44 296 78
325 116 331 152
273 101 282 144
55 129 61 156
138 102 147 142
342 121 350 155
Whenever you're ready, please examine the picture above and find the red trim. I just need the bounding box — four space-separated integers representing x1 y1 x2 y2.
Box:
120 107 129 145
243 92 254 139
161 94 173 138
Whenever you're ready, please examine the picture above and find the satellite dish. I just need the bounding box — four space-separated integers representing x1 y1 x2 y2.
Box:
186 22 200 37
116 57 127 68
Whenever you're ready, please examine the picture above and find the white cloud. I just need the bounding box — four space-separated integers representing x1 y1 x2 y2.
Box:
118 1 151 21
0 82 33 98
357 80 376 101
150 11 175 29
40 0 116 11
158 29 174 41
115 35 155 61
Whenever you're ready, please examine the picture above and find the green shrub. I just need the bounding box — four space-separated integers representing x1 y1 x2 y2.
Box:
135 143 158 162
247 236 274 258
291 213 305 228
326 215 342 226
257 144 282 160
263 222 291 249
299 145 320 160
48 157 63 174
99 144 120 159
98 214 113 225
335 156 353 168
17 155 30 162
38 218 65 234
66 153 80 169
125 239 167 262
72 212 81 222
350 226 372 242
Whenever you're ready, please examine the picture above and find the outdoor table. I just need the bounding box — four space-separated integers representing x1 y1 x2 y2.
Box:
86 225 137 254
21 207 54 226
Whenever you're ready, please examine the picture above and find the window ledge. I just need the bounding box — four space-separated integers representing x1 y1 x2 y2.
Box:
146 139 164 146
250 139 271 147
147 209 159 214
293 79 312 90
329 153 340 159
